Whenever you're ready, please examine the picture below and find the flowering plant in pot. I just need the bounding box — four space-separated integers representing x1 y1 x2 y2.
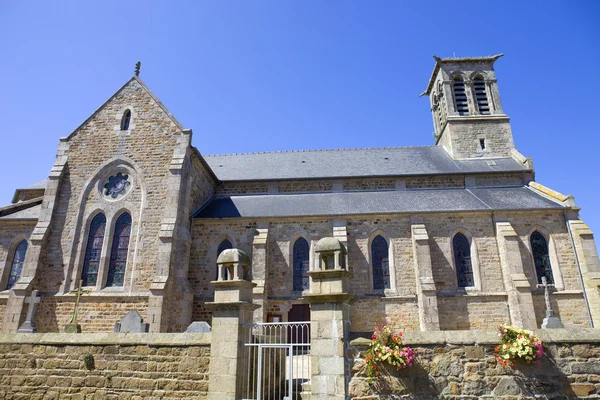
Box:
364 324 415 382
494 324 543 367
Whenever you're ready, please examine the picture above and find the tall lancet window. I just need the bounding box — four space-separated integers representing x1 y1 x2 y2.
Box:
371 235 390 290
453 77 469 115
121 109 131 131
106 213 132 287
216 239 233 280
531 231 554 285
293 238 310 291
473 76 490 115
81 213 106 286
453 233 474 287
7 240 27 290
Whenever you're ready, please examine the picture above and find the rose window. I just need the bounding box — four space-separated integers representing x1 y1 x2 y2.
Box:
103 172 131 199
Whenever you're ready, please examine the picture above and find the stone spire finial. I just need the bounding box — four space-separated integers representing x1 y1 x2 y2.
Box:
134 61 141 77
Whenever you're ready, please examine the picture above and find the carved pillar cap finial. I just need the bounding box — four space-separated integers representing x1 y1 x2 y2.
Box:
134 61 141 77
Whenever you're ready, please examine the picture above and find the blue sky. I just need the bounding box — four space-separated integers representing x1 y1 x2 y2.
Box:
1 1 599 233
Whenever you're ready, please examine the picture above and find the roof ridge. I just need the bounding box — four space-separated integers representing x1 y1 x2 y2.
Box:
203 145 435 157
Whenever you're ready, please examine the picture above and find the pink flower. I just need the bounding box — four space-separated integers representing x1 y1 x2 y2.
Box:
535 341 543 358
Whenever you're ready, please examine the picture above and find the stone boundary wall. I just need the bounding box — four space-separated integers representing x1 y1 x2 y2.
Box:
0 333 211 400
348 329 600 399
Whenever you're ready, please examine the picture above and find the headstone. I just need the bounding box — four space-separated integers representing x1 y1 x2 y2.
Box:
185 321 211 333
17 290 41 333
538 276 563 329
114 311 150 333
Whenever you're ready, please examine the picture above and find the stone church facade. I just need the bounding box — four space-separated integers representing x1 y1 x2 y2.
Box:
1 54 599 336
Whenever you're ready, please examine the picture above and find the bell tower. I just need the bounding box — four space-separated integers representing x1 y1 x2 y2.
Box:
422 54 516 159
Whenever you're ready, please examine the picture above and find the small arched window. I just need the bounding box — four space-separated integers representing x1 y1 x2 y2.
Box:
531 231 553 285
81 213 106 286
7 240 27 290
121 109 131 131
473 76 490 115
371 235 390 290
216 239 233 280
293 238 310 291
106 213 131 287
453 233 474 287
453 77 469 116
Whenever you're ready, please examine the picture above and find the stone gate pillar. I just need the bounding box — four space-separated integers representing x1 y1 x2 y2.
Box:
207 248 258 400
304 237 352 400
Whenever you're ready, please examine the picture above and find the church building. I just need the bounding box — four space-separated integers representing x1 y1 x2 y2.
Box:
1 54 599 334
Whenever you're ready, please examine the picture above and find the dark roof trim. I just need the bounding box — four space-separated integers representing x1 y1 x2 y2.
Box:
0 198 43 218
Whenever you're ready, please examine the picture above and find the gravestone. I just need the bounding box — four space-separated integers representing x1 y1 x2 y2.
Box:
114 311 150 333
185 321 211 333
17 290 41 333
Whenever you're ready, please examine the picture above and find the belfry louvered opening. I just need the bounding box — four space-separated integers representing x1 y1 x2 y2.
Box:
453 77 469 115
473 76 490 115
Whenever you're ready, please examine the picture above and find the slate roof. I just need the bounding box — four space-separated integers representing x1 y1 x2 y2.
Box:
23 180 47 190
11 179 47 203
0 201 42 221
194 186 562 219
204 147 528 181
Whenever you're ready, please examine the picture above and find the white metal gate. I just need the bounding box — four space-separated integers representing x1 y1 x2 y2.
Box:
241 321 311 400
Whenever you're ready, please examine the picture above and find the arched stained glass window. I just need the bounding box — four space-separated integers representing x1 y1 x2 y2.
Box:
454 233 474 287
106 213 131 287
81 213 106 286
372 235 390 290
121 109 131 130
216 239 233 280
293 238 310 291
7 240 27 289
531 231 554 285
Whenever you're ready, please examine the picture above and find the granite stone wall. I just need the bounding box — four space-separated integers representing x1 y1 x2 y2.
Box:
213 173 524 196
348 329 600 399
0 299 6 326
443 117 515 159
190 209 588 331
0 333 211 400
42 78 183 296
34 295 148 333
